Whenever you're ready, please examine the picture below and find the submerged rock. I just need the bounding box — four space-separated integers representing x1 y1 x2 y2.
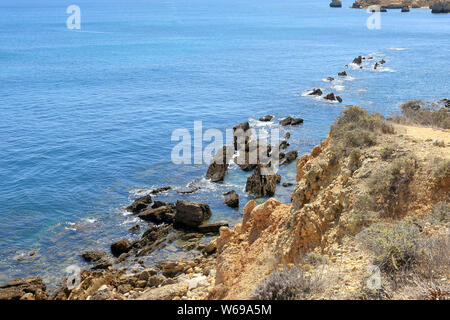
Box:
175 200 212 228
223 190 239 208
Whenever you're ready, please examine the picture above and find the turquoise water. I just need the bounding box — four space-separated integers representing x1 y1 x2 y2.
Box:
0 0 448 287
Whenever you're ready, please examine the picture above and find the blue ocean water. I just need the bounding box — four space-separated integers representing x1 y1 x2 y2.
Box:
0 0 448 287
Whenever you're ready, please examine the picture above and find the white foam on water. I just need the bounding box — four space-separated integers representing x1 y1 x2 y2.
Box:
389 47 407 51
121 217 139 225
332 84 345 92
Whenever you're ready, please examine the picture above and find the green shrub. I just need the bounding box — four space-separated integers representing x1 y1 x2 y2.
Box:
380 145 395 160
368 156 416 217
395 100 450 129
253 266 322 300
357 222 423 273
433 158 450 180
330 106 392 156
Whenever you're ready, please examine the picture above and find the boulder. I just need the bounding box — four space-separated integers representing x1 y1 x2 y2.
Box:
326 77 335 82
401 6 410 12
338 71 347 77
279 140 289 150
280 117 303 126
281 150 298 166
126 194 152 214
138 205 175 224
245 164 281 197
206 146 234 182
329 0 342 8
259 115 274 122
233 121 250 132
352 56 362 65
282 182 294 187
234 139 271 171
175 200 212 227
110 239 132 257
0 277 48 300
431 2 450 13
80 250 106 263
336 96 343 103
128 224 140 233
198 222 229 233
223 190 239 208
324 93 336 101
308 88 323 96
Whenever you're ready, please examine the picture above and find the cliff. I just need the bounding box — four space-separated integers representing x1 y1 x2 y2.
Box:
210 105 449 300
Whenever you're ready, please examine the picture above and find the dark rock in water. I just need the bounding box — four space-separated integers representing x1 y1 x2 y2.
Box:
326 77 335 82
440 98 450 109
329 0 342 8
336 96 343 103
138 205 175 224
198 222 229 233
259 115 274 122
401 6 410 12
324 93 336 101
352 56 362 65
175 200 212 227
223 190 239 208
379 59 386 64
380 7 387 12
431 1 450 13
279 152 286 160
308 88 323 96
280 117 304 126
0 277 48 300
245 164 281 197
383 4 403 9
374 62 379 70
206 146 234 182
110 239 132 257
126 194 152 214
233 121 250 133
128 224 141 233
149 186 171 194
279 140 290 150
285 132 291 139
80 250 106 263
281 150 298 166
282 182 294 187
338 71 347 77
351 2 361 9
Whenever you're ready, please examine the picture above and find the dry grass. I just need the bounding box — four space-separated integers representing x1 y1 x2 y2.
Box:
392 100 450 129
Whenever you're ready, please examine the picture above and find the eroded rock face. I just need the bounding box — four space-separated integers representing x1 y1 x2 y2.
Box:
223 190 239 208
245 164 281 197
206 146 234 182
175 200 212 227
0 277 48 300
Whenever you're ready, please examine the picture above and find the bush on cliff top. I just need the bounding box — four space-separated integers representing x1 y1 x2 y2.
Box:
393 100 450 129
330 106 394 156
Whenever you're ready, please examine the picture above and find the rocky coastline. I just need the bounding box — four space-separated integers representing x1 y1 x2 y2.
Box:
1 53 449 300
